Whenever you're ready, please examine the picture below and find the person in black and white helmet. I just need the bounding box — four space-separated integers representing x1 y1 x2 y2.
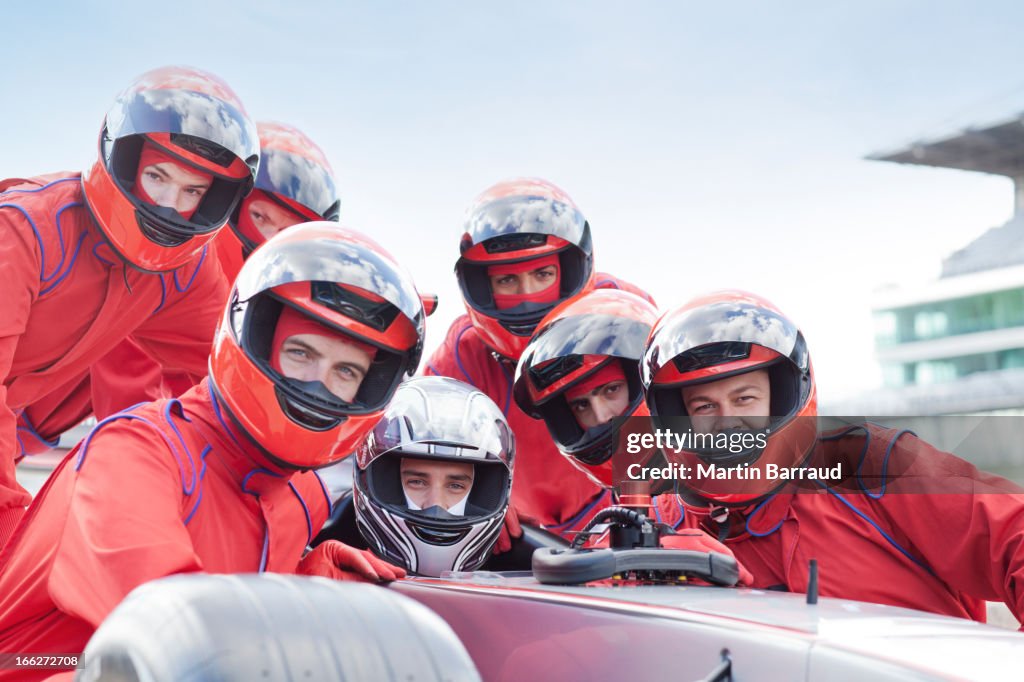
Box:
353 376 514 577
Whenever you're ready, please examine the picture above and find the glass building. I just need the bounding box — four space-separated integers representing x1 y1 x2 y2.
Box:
836 117 1024 416
873 262 1024 391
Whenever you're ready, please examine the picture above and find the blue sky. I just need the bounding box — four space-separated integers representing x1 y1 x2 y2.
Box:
3 1 1023 402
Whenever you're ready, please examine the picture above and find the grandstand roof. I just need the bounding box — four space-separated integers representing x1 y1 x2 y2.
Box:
869 116 1024 178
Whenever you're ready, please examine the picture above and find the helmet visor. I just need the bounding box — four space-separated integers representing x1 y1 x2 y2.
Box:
236 228 424 329
256 147 340 218
645 301 808 386
463 195 588 252
368 456 511 521
360 379 513 469
105 88 258 173
523 313 650 384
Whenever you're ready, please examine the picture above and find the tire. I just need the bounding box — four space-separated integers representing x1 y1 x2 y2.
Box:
78 573 481 682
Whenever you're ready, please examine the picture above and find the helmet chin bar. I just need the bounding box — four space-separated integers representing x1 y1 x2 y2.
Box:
690 433 768 469
274 379 347 432
407 505 464 521
279 376 351 410
409 523 471 547
499 309 550 338
571 428 616 466
136 211 191 247
540 371 646 464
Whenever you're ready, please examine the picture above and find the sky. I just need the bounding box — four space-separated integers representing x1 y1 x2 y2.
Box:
2 1 1023 403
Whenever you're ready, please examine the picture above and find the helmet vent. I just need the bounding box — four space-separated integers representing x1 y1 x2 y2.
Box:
169 133 237 168
673 342 752 373
275 390 343 432
136 214 190 247
529 355 583 390
311 281 398 332
483 233 547 254
409 524 470 546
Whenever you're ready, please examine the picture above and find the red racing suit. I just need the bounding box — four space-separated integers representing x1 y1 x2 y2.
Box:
211 225 247 284
1 173 226 542
0 379 331 680
653 423 1024 622
78 226 250 421
88 338 178 420
426 273 654 537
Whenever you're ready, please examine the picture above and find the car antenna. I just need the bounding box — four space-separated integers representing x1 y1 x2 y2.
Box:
806 558 819 605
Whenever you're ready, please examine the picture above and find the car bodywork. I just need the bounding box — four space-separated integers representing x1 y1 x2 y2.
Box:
393 571 1024 681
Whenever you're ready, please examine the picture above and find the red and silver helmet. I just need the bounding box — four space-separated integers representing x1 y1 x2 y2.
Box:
514 290 658 488
455 178 596 361
354 376 514 576
209 222 426 470
228 121 340 255
82 66 259 272
642 290 818 506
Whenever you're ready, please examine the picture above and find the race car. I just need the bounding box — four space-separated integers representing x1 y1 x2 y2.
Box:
76 494 1024 681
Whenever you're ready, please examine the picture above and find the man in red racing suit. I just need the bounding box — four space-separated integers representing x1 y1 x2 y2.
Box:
2 67 266 546
425 178 655 538
1 173 228 542
81 121 343 423
644 290 1024 623
653 424 1024 622
0 223 422 680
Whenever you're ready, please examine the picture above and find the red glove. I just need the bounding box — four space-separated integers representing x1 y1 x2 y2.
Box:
297 541 407 583
493 505 540 554
660 530 754 585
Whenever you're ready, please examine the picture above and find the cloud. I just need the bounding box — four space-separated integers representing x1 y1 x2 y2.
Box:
238 233 421 323
107 89 258 163
652 301 799 364
376 377 511 462
259 149 337 215
464 196 587 245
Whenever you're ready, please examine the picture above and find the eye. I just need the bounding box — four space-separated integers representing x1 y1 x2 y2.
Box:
691 402 714 414
535 267 557 280
284 347 309 361
497 275 517 286
447 482 467 492
404 478 426 489
603 383 622 396
337 364 367 382
144 171 163 182
570 400 589 414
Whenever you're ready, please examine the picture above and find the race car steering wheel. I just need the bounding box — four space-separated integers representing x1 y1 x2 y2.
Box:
531 505 741 586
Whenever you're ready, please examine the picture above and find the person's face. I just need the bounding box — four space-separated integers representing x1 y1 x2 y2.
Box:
489 262 559 296
400 458 475 510
681 369 771 433
568 380 630 429
137 161 212 216
245 196 306 241
277 334 373 403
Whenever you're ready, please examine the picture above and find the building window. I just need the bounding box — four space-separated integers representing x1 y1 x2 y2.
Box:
878 287 1024 344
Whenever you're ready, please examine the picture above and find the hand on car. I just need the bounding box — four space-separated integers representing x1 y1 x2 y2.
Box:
492 505 540 554
297 540 407 582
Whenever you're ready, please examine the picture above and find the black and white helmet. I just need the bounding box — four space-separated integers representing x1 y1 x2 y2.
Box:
353 376 514 576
